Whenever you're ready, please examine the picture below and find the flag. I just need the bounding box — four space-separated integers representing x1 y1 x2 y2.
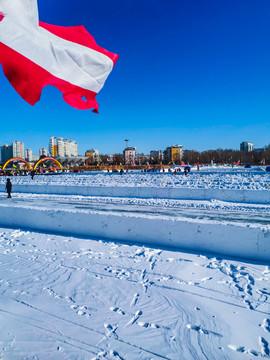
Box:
235 160 240 166
0 0 119 112
181 161 185 166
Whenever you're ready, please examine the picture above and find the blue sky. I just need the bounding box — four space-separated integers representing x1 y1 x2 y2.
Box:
1 0 269 155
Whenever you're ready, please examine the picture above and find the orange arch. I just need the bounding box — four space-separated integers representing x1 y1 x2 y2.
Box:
34 157 63 170
3 158 31 170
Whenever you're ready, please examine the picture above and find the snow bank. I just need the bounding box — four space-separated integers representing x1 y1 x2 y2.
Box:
0 204 269 261
2 183 270 204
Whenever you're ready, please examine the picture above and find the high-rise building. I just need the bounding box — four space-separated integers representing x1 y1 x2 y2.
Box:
69 140 78 156
25 148 33 162
240 142 253 152
0 145 12 164
85 149 99 164
12 141 24 159
49 137 58 157
39 148 48 157
164 145 183 164
49 137 78 157
57 137 65 157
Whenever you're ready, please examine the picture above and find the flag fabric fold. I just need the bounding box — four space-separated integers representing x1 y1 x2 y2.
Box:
0 0 118 112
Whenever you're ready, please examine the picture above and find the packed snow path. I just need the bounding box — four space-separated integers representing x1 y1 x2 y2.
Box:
0 193 269 261
0 228 269 360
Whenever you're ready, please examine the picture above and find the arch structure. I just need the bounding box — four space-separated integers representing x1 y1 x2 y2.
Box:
34 157 63 170
3 158 31 170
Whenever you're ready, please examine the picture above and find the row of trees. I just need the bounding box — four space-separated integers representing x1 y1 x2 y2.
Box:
97 146 270 166
182 147 270 165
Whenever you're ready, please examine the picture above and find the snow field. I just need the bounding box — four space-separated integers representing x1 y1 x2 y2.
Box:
0 228 269 359
0 170 269 191
0 171 269 359
1 171 269 204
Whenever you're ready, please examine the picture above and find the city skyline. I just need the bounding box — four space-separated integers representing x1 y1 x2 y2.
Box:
0 137 266 162
0 0 269 153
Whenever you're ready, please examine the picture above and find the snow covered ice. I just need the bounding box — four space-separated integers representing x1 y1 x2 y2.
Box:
0 169 269 359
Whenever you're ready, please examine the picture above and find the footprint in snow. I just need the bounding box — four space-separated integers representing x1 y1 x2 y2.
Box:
137 321 169 330
187 324 222 337
110 307 125 315
125 310 142 326
228 344 260 357
109 350 125 360
260 318 270 333
130 293 139 307
260 337 270 357
77 310 86 316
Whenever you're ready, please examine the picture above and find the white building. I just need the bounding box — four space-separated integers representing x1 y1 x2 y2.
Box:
49 137 78 157
240 142 253 152
25 148 33 162
12 141 24 159
69 140 78 156
57 138 65 157
64 139 78 157
124 147 136 165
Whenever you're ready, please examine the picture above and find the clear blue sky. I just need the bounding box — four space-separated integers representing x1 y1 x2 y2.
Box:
1 0 269 155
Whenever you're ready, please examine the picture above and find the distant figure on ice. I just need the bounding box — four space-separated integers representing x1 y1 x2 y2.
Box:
5 178 12 198
184 168 188 176
31 170 35 180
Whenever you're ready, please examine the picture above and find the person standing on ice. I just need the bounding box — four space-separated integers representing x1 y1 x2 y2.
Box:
5 178 12 198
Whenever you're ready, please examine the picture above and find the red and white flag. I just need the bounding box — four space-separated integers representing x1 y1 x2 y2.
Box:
235 160 240 166
0 0 118 112
181 161 185 166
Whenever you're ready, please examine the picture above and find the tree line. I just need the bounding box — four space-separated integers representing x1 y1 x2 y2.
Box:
97 145 270 166
182 146 270 165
